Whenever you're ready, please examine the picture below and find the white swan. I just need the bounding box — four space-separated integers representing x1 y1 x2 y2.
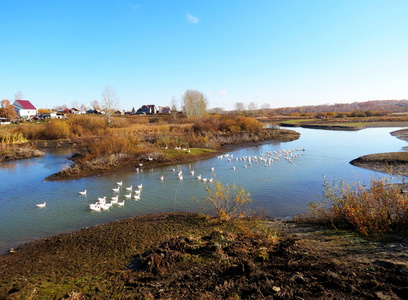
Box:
112 187 120 192
134 190 141 195
100 203 110 210
126 186 133 191
197 175 201 180
160 176 164 181
117 181 123 186
111 197 118 204
117 201 125 206
124 193 132 198
137 184 143 189
191 170 194 176
79 190 87 195
111 195 119 201
90 204 101 212
134 194 140 200
36 202 46 208
98 197 106 202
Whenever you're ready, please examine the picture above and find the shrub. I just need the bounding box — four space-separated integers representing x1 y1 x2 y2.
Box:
195 180 252 220
43 120 71 139
297 176 408 235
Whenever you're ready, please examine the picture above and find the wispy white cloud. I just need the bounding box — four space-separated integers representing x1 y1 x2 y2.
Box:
207 90 227 96
187 13 199 24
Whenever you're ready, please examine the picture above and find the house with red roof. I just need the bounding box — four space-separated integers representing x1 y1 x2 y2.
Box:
136 105 157 115
13 100 38 119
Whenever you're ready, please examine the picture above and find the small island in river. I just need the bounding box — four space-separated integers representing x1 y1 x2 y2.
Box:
350 128 408 176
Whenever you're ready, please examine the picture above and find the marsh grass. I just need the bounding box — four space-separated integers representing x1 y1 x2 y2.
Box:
195 180 252 220
296 176 408 235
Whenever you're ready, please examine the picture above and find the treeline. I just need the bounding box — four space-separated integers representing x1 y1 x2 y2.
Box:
270 100 408 115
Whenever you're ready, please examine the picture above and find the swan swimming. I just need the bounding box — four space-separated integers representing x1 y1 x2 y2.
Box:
79 190 87 195
36 202 46 208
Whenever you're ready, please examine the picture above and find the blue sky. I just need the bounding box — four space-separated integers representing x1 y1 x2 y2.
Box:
1 0 407 111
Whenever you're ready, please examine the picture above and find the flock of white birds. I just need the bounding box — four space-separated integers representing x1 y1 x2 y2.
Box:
86 181 143 212
35 148 305 211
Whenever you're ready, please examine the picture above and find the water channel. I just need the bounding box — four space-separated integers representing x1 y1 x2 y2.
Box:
0 127 407 253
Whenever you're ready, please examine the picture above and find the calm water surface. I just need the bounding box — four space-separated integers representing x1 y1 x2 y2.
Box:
0 127 406 253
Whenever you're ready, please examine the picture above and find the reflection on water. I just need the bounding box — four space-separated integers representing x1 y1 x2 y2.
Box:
0 127 407 253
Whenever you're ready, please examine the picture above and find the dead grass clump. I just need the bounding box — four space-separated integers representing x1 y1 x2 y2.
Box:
195 180 252 220
68 115 107 136
76 133 140 165
296 176 408 235
15 123 45 140
42 120 71 139
0 132 27 144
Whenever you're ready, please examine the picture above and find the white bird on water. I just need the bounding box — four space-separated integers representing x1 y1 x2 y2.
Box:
160 176 164 181
117 181 123 186
137 184 143 189
36 202 46 208
117 201 125 206
134 194 140 200
126 186 133 191
79 190 87 195
113 187 120 192
124 193 132 198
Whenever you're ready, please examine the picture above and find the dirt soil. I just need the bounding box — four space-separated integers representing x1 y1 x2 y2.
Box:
125 220 408 299
2 213 407 299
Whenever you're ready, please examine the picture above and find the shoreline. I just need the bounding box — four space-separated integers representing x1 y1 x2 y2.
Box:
44 128 300 181
350 128 408 176
2 212 407 299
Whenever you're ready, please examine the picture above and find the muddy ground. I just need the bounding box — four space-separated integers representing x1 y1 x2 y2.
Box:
1 213 407 299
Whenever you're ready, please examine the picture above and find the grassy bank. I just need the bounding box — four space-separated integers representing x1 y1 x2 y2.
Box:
0 114 300 180
279 117 408 130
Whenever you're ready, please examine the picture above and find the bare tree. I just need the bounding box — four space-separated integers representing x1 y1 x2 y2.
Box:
14 91 23 100
248 101 258 116
90 100 101 110
182 89 208 118
234 102 245 113
71 100 79 109
171 96 178 119
261 103 271 114
101 85 119 127
80 103 87 111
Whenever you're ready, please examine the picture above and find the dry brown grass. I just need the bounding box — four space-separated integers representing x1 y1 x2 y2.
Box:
296 176 408 235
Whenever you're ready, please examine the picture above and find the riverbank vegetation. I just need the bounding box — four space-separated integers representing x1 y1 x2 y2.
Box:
1 113 300 180
296 176 408 236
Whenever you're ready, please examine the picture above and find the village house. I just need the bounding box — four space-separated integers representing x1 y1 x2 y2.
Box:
136 105 158 115
13 100 37 119
159 106 171 114
70 107 86 115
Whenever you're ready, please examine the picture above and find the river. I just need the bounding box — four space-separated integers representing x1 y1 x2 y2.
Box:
0 127 406 253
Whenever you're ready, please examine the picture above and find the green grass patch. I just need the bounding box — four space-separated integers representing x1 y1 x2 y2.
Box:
160 148 215 161
279 119 318 125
